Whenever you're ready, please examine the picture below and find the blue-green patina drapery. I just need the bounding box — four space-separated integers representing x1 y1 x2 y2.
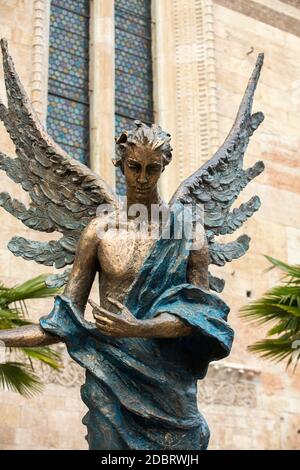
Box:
40 207 234 450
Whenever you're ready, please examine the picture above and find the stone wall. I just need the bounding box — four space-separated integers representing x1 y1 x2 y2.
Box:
204 0 300 449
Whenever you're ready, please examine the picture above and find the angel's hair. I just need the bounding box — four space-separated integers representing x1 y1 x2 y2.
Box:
113 120 172 172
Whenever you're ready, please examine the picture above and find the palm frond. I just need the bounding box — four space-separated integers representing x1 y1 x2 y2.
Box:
0 274 61 306
21 347 61 370
0 307 22 323
248 334 300 369
0 307 30 329
240 257 300 369
0 362 43 397
0 273 63 396
274 304 300 317
264 255 300 279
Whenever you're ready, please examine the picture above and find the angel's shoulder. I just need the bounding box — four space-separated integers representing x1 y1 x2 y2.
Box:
79 217 101 245
81 212 116 241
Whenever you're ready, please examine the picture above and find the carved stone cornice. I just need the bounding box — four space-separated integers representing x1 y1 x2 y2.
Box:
198 361 261 408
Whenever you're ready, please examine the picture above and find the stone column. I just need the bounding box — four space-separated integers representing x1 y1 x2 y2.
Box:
89 0 115 187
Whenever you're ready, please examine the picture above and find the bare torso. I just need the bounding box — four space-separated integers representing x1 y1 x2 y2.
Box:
95 211 209 313
97 218 158 311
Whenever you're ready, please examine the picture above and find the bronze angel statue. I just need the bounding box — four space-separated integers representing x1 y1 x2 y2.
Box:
0 39 264 450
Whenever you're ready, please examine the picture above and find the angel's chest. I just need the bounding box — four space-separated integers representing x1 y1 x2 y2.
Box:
97 228 156 279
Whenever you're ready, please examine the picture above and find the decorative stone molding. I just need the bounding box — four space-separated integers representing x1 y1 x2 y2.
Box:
173 0 219 177
152 0 219 201
203 0 219 154
198 361 261 408
31 0 50 123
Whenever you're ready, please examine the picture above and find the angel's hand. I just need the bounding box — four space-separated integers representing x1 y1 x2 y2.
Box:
88 297 142 338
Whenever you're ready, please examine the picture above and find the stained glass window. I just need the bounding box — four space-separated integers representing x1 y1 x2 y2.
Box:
47 0 90 165
115 0 154 195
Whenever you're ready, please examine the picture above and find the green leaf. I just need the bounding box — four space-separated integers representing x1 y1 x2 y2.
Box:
274 304 300 317
248 336 294 363
240 256 300 370
264 255 300 278
0 362 43 397
0 274 61 306
0 273 63 397
0 307 30 329
21 347 61 370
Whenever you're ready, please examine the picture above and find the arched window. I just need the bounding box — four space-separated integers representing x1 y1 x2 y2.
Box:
115 0 154 195
47 0 90 165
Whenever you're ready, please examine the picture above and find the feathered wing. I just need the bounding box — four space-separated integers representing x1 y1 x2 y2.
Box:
0 39 118 282
170 54 265 292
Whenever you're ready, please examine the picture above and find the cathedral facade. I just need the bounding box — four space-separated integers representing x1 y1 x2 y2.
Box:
0 0 299 449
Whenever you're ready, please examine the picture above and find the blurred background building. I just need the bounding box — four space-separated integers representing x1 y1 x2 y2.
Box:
0 0 299 449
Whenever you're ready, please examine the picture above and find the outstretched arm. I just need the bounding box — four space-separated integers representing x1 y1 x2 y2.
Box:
0 220 99 347
0 324 60 347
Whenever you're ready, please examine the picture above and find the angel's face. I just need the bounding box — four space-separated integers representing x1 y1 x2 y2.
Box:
123 145 163 201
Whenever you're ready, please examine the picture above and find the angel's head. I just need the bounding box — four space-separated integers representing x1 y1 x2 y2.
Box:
113 121 172 200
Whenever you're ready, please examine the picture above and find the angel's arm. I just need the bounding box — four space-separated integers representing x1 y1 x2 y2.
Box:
63 219 99 314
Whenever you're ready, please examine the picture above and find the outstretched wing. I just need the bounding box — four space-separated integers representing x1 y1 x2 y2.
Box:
170 54 265 292
0 38 118 273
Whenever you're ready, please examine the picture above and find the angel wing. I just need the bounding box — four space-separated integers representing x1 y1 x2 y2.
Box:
170 54 265 293
0 39 118 285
